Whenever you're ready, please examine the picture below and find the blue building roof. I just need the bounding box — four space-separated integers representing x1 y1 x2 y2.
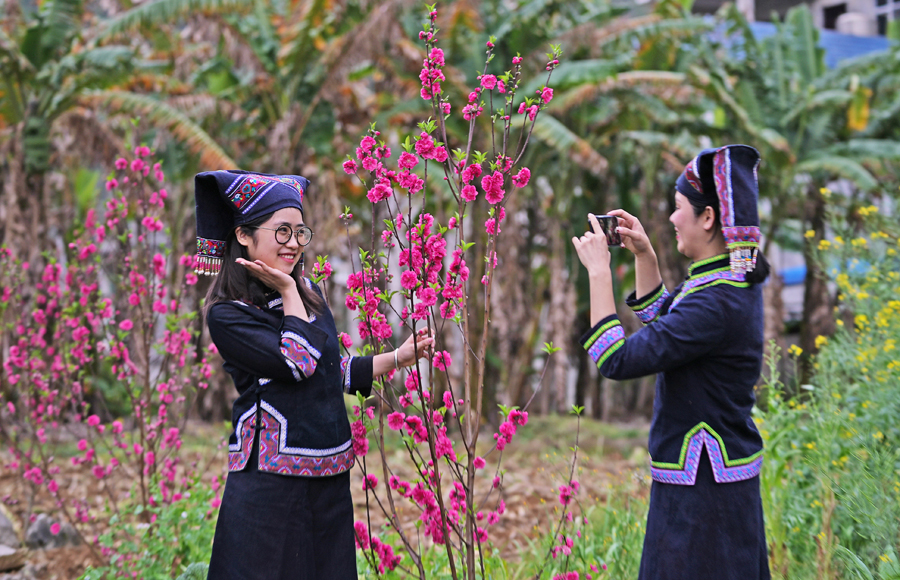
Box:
749 22 891 69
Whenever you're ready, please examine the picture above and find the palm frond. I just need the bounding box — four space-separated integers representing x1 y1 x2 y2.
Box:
0 28 34 76
43 0 84 47
861 93 900 137
520 57 626 95
796 155 878 191
492 0 555 43
784 5 825 84
97 0 255 40
618 130 698 163
80 90 236 168
531 114 608 176
596 17 712 55
691 65 793 158
824 139 900 161
780 89 852 126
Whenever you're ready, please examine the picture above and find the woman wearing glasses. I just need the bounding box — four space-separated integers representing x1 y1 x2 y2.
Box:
194 171 433 579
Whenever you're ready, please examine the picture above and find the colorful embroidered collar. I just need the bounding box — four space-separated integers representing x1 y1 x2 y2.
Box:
671 254 748 310
687 253 730 278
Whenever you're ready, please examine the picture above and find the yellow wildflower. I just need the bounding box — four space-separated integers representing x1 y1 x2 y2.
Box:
815 335 828 349
855 314 869 327
834 236 844 246
804 229 816 239
818 239 832 251
820 187 832 197
788 344 803 357
851 237 868 248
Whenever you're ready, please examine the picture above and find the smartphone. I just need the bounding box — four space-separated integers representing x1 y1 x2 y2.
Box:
588 214 621 246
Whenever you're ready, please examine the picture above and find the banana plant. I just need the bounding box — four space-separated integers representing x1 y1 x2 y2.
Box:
0 0 235 263
697 3 900 363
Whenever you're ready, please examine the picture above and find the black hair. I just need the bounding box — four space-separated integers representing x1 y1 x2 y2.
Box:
687 156 770 285
203 211 325 315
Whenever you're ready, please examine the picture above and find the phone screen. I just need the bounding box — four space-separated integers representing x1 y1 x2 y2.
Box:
588 214 621 246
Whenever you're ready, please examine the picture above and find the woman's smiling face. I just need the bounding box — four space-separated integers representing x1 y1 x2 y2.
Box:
239 208 304 276
669 192 715 259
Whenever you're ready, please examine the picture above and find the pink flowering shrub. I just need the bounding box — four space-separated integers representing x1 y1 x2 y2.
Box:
0 143 218 572
341 5 572 578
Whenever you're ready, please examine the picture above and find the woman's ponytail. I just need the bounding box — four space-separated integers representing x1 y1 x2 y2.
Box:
744 250 770 285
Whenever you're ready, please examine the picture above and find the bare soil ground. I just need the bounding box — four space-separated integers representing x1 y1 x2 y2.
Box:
0 416 649 579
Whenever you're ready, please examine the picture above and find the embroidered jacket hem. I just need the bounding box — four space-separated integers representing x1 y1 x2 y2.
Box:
580 255 765 485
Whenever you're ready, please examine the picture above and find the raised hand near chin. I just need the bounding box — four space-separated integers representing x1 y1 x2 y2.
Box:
236 258 295 293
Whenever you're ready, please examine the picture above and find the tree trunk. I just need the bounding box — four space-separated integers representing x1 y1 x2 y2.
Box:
799 188 835 384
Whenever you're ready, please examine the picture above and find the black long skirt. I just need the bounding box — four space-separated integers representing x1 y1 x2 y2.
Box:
207 434 357 580
638 449 770 580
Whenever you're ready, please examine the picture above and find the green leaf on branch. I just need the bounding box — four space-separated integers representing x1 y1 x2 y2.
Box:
571 405 584 416
542 341 561 355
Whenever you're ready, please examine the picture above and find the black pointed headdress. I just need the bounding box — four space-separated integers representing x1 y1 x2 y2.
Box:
675 144 762 275
193 170 309 275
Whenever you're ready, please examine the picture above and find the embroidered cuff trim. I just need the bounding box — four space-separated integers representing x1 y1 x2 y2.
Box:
341 356 353 394
280 331 321 379
631 285 670 324
583 319 625 369
650 423 763 485
228 401 355 477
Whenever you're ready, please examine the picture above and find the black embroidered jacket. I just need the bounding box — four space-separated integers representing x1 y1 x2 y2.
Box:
207 280 372 477
581 254 764 485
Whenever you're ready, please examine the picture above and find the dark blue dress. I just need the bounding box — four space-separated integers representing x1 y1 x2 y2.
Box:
205 281 372 580
581 254 770 580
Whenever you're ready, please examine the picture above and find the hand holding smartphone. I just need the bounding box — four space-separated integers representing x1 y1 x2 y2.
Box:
588 214 621 246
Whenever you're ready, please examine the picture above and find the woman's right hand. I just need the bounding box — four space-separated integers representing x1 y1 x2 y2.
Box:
236 258 296 294
608 209 653 257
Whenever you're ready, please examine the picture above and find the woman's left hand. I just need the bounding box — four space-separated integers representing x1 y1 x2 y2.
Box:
396 328 435 368
572 213 611 276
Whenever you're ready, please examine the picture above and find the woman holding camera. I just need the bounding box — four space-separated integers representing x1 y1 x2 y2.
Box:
194 170 433 579
572 145 771 579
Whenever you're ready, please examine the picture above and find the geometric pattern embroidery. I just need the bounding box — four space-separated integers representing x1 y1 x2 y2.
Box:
670 267 749 311
650 423 763 486
631 285 670 324
280 331 321 380
228 401 356 477
197 236 227 259
341 356 353 393
723 225 761 249
223 174 306 215
583 320 625 369
684 157 703 195
713 147 735 228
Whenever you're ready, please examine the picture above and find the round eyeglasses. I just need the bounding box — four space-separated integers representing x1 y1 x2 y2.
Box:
253 224 314 246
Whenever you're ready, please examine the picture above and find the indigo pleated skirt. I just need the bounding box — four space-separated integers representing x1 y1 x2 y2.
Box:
638 449 770 580
207 435 357 580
